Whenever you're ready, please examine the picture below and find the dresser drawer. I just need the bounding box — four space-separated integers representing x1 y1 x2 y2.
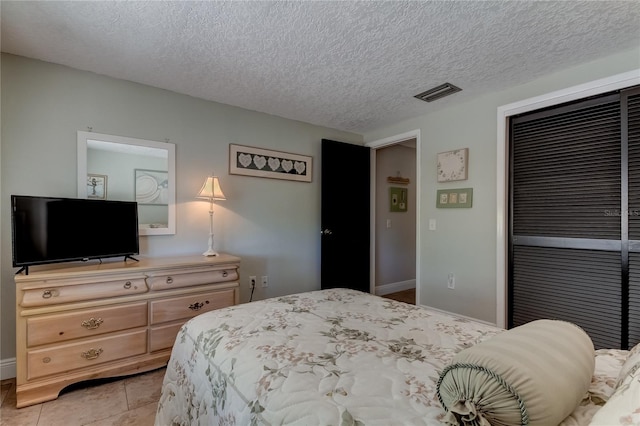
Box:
21 278 148 307
149 322 184 352
27 329 147 380
26 302 147 347
147 268 238 291
150 288 235 324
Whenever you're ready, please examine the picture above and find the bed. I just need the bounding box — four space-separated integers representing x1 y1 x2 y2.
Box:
155 289 638 425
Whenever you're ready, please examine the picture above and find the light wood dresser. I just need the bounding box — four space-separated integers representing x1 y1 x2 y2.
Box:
14 253 240 408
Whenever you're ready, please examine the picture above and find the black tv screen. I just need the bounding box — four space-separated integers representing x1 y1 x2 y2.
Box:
11 195 139 271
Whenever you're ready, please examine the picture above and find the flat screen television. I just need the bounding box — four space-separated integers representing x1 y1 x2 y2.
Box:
11 195 139 274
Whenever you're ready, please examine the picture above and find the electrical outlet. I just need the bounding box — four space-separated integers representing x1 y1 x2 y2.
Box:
249 276 256 288
447 273 455 289
261 275 268 288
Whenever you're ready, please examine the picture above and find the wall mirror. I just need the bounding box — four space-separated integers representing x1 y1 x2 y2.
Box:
77 131 176 236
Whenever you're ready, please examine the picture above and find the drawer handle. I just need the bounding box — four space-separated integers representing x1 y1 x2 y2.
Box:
166 277 173 284
81 317 104 330
188 300 210 311
222 271 229 278
42 289 56 299
81 348 103 360
124 281 132 289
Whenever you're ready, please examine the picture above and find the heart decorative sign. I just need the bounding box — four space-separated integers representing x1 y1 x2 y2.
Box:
268 157 280 171
229 144 313 182
238 153 252 168
281 160 293 172
253 155 267 170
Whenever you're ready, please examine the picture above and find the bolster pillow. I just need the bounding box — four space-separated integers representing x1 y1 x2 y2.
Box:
437 319 594 426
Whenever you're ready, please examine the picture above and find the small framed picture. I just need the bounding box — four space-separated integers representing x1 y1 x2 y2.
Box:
135 169 169 205
390 187 408 212
437 148 469 182
437 188 473 208
87 174 107 199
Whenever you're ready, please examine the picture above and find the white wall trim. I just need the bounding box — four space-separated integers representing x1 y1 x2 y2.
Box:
496 69 640 328
366 129 421 303
1 358 16 380
366 130 421 149
418 303 498 327
375 279 416 296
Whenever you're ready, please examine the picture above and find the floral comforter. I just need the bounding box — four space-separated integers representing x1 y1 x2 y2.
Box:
155 289 626 426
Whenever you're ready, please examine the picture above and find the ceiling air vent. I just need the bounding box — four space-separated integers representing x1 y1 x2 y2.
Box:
414 83 461 102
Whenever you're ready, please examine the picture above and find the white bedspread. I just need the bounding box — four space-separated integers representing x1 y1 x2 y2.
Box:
155 289 625 425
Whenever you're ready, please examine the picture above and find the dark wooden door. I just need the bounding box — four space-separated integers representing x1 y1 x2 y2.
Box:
321 139 370 292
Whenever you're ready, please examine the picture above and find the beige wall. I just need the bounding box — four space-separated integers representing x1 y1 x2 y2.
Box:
0 54 362 365
364 47 640 323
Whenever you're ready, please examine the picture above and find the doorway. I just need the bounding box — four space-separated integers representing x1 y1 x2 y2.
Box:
367 130 421 304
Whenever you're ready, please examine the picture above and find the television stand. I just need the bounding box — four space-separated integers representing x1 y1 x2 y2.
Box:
15 266 28 275
124 255 139 262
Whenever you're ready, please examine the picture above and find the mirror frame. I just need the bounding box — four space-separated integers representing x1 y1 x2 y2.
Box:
77 131 176 236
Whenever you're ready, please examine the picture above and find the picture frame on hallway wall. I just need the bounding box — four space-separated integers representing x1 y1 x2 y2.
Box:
229 144 312 182
390 187 408 212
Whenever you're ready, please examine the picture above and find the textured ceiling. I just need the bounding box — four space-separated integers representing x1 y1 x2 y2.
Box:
2 1 639 134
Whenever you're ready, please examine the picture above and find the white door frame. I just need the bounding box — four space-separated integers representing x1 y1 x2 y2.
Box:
496 69 640 328
366 130 422 300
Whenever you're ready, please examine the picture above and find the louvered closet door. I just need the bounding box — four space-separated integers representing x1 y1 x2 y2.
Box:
510 94 622 349
627 89 640 348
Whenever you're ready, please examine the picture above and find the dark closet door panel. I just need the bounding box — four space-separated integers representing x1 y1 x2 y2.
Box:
512 99 621 239
512 246 621 349
629 253 640 347
628 93 640 239
628 91 640 348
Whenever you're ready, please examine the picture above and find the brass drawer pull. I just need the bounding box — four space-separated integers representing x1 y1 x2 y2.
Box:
81 348 103 360
166 276 173 284
81 317 104 330
42 290 53 299
222 271 228 278
124 281 132 289
188 300 210 311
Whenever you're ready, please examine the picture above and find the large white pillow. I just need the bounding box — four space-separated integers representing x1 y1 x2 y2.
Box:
437 319 595 426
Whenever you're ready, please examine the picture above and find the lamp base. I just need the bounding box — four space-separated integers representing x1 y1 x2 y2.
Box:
203 249 219 257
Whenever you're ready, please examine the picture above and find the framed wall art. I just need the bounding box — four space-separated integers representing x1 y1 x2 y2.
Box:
390 187 408 212
86 174 107 200
229 144 312 182
437 148 468 182
436 188 473 208
135 169 169 205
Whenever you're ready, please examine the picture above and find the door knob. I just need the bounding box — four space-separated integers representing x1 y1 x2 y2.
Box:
321 229 333 235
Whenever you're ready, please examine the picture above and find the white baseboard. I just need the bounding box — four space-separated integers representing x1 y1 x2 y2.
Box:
375 279 416 296
1 358 16 381
418 304 499 328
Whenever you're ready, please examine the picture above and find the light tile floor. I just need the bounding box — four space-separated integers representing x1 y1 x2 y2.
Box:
0 367 165 426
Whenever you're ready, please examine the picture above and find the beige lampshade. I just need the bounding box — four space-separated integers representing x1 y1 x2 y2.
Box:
196 176 226 201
